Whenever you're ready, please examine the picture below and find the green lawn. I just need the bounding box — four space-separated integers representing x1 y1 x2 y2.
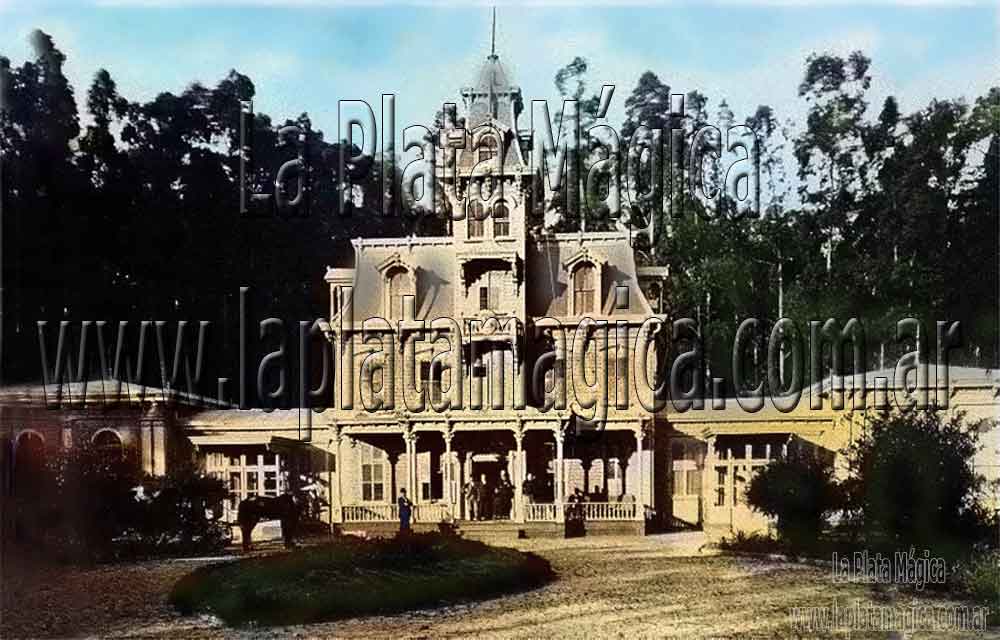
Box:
169 532 554 627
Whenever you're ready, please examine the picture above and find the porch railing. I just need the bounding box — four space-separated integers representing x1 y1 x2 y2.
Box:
342 501 637 524
342 504 396 522
582 501 637 521
414 503 451 523
525 502 558 522
341 503 452 523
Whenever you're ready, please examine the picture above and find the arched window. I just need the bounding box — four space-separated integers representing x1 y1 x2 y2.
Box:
13 432 46 494
573 263 597 314
93 430 124 462
386 266 410 319
493 202 509 237
477 135 498 163
468 201 485 238
15 431 45 460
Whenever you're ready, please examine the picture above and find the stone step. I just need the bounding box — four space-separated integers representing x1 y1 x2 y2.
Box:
455 521 564 541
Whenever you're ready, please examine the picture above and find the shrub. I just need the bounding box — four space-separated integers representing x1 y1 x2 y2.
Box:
12 443 228 562
843 407 989 559
958 551 1000 624
746 453 842 552
11 438 144 561
115 463 230 559
170 532 554 626
717 531 786 555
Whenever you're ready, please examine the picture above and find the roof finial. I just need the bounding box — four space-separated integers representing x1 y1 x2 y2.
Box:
490 6 497 58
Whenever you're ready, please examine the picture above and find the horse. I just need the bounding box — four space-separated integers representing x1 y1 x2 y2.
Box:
236 494 301 552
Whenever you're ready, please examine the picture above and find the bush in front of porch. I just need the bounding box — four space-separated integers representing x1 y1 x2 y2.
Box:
169 532 554 626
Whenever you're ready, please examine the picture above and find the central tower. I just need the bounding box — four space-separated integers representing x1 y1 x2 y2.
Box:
438 10 534 333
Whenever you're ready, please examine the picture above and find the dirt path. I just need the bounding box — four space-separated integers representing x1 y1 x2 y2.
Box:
2 534 995 639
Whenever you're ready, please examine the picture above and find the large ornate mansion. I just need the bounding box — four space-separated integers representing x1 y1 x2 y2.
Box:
3 38 999 541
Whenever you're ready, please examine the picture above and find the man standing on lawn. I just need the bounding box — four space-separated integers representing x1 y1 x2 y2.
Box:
397 488 413 533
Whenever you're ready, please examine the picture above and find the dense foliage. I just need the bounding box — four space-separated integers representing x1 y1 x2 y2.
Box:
10 439 229 562
1 32 997 400
741 408 997 614
745 452 842 550
842 407 992 559
745 408 992 558
170 532 554 626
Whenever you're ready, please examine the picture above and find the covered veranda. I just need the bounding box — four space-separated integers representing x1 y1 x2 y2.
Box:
330 414 654 527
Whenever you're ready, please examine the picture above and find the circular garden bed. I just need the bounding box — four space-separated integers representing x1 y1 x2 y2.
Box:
169 532 554 627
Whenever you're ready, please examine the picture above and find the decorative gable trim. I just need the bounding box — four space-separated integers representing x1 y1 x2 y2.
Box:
563 247 606 272
376 252 417 275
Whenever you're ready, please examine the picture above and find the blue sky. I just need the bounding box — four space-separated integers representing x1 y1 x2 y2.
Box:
0 2 996 147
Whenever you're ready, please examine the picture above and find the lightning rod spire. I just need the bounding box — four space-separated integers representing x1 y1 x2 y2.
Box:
491 7 497 58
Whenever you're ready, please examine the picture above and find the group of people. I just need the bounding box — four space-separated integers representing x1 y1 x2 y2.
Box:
395 470 532 532
464 471 519 520
396 472 604 531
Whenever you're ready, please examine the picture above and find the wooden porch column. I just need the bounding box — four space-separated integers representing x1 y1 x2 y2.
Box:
443 428 454 516
462 452 471 520
403 429 418 503
514 427 525 523
634 426 645 522
702 435 717 527
554 423 566 523
332 427 344 524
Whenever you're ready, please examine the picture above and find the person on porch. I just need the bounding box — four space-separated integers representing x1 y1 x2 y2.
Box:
397 488 413 534
522 473 537 504
477 473 493 520
495 470 514 519
464 476 482 521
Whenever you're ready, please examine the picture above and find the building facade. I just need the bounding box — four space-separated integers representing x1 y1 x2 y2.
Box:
4 40 999 541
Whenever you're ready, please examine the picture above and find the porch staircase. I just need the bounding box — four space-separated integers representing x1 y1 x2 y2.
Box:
455 520 564 542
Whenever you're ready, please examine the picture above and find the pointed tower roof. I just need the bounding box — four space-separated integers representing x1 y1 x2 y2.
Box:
473 7 513 94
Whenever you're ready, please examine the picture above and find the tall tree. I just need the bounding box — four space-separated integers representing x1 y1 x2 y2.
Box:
794 51 872 274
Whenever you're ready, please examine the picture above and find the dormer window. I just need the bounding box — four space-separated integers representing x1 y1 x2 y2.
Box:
468 201 486 238
493 201 509 237
377 254 417 320
572 263 597 315
564 248 605 316
386 266 409 319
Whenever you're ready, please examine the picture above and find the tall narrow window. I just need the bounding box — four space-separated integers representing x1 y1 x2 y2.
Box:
425 361 444 404
361 445 386 502
477 135 498 163
387 266 408 318
419 361 431 394
477 271 500 311
468 202 485 238
672 469 685 496
493 202 509 237
607 458 620 480
472 357 488 379
715 467 728 506
573 263 597 314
